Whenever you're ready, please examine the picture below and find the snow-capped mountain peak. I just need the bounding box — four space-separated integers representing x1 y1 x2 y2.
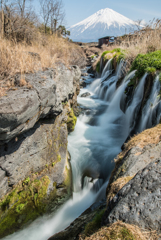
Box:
68 8 138 42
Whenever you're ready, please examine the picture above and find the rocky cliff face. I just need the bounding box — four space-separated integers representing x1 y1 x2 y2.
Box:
0 65 81 237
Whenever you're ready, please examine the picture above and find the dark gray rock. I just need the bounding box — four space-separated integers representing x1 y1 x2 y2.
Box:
111 142 161 183
103 159 161 232
80 92 91 98
80 80 86 88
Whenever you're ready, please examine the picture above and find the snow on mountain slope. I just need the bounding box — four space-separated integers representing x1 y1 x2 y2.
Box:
68 8 138 42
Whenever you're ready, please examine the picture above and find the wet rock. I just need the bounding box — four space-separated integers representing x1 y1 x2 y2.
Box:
72 104 83 117
80 80 86 88
103 159 161 232
80 92 91 98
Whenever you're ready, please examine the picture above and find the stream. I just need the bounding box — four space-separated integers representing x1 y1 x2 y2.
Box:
3 60 161 240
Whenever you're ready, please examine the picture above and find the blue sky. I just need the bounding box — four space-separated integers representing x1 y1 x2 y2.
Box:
33 0 161 27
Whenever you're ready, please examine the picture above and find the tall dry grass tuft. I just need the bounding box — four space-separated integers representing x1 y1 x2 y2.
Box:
0 34 85 96
80 221 160 240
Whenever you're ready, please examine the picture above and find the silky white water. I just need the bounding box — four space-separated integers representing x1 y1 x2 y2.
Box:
138 75 161 131
3 60 161 240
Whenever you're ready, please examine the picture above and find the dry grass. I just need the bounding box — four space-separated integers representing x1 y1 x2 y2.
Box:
80 221 159 240
113 19 161 69
93 19 161 73
106 176 133 206
0 34 85 97
116 124 161 162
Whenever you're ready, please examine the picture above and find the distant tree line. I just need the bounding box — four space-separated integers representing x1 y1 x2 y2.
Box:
0 0 70 43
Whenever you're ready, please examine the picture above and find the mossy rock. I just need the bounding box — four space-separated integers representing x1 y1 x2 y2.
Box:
96 61 100 73
64 163 72 194
96 48 126 73
84 209 105 236
102 48 126 63
0 176 50 238
67 108 77 132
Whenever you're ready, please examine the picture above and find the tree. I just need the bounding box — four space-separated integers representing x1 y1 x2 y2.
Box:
17 0 26 17
1 0 4 37
57 25 70 37
49 0 65 33
39 0 51 33
0 0 38 42
39 0 65 34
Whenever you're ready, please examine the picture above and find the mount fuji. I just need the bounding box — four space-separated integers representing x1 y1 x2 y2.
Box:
68 8 138 42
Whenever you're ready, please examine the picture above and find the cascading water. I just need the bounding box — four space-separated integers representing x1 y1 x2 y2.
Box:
89 58 113 94
3 59 161 240
125 73 148 133
92 59 124 100
101 58 113 78
138 75 161 132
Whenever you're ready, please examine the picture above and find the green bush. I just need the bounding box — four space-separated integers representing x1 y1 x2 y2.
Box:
130 50 161 79
145 67 156 74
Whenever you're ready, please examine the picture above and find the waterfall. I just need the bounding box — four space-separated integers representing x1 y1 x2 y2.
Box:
101 58 113 77
98 70 137 149
2 60 161 240
90 59 124 100
125 73 148 133
89 58 113 93
138 75 160 132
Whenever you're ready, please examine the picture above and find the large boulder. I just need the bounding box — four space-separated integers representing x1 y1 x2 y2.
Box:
103 159 161 232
